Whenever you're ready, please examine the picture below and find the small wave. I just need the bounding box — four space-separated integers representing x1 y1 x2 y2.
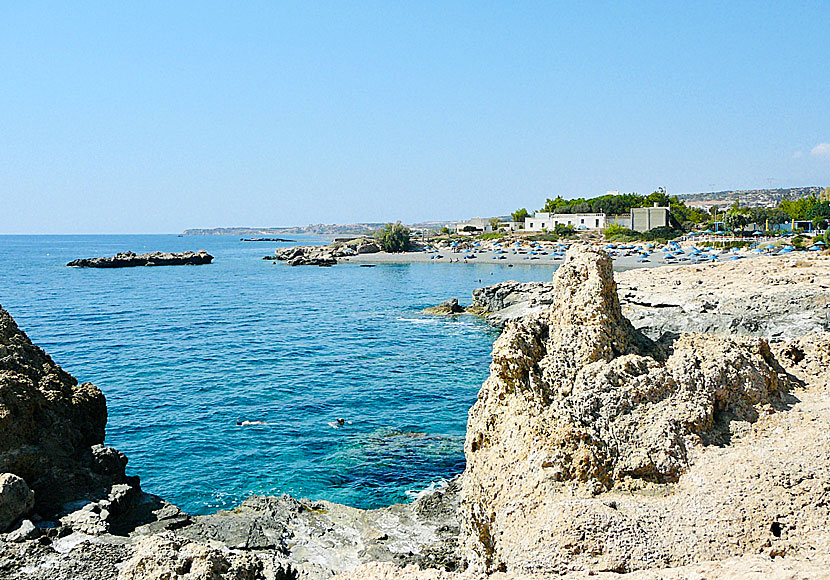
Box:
405 477 449 501
396 317 438 325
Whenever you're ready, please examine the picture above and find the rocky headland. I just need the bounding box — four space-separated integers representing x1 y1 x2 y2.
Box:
67 251 214 268
4 247 830 579
264 239 382 266
462 254 830 341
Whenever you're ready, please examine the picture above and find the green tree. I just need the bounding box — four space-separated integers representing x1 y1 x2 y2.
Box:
724 203 749 234
511 208 529 222
489 217 501 231
646 187 671 207
374 222 411 253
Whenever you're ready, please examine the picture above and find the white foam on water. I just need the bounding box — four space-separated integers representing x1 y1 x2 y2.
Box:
405 477 449 501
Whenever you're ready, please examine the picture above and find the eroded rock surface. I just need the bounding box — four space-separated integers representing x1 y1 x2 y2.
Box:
265 245 342 266
467 255 830 339
0 473 34 532
460 246 815 574
0 306 127 514
67 250 213 268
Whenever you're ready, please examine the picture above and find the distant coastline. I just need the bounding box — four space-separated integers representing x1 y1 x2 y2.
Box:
182 221 456 237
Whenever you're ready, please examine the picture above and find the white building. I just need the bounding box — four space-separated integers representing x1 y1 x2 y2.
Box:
455 218 494 234
524 212 607 232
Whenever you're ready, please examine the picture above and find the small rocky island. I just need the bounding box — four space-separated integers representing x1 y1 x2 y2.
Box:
67 250 214 268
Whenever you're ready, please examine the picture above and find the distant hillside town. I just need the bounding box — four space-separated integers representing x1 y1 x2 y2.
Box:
182 186 827 239
676 186 824 209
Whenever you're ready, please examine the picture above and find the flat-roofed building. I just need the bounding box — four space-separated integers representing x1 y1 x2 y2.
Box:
630 205 670 232
524 212 606 231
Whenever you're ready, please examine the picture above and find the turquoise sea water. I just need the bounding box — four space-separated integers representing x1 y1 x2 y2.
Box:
0 235 557 514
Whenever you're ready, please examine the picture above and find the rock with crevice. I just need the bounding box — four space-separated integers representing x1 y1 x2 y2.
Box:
460 246 804 574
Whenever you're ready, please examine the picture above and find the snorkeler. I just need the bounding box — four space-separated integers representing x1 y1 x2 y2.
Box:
237 418 268 426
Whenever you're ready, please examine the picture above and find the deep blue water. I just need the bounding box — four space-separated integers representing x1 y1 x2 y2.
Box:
0 235 556 514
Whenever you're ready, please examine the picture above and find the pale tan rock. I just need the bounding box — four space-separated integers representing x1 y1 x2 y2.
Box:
117 532 267 580
460 246 820 575
334 552 830 579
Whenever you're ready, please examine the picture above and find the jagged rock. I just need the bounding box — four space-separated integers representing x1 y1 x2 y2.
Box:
460 246 801 574
60 483 142 536
423 299 465 316
0 474 34 532
287 255 337 267
6 518 38 542
116 532 268 580
0 306 126 515
267 245 341 266
461 255 830 338
66 250 213 268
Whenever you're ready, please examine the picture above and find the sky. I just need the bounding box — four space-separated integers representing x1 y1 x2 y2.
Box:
1 1 829 233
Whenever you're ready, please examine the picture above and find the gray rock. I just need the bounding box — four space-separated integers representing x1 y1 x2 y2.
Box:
6 519 38 542
66 250 213 268
0 474 34 532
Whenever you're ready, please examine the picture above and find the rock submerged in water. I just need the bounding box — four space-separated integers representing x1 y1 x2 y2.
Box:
67 250 213 268
423 298 465 316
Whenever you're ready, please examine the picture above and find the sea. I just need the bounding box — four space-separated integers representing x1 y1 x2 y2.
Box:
0 234 557 514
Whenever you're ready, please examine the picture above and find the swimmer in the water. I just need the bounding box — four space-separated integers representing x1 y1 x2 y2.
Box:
328 417 351 428
237 418 267 426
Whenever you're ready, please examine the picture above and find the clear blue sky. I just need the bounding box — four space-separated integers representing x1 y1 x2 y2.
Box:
2 2 828 233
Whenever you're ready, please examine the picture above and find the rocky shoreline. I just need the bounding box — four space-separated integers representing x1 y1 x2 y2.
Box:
67 250 214 268
4 248 830 579
443 254 830 342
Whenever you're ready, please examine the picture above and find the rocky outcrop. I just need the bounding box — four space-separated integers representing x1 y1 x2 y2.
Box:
0 304 462 579
423 299 465 316
460 246 809 574
0 473 34 532
617 256 830 340
0 306 128 515
266 245 343 266
67 250 213 268
466 255 830 339
117 532 268 580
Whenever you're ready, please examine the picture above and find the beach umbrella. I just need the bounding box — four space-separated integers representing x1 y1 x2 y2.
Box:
816 240 826 245
753 231 763 236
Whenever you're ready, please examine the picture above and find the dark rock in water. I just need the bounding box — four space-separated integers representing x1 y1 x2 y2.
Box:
422 298 465 316
241 237 295 242
287 255 337 267
66 250 213 268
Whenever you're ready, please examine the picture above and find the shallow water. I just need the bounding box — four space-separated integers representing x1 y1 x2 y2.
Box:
0 235 556 513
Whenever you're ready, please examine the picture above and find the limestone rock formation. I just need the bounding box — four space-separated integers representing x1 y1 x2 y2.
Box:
0 473 34 532
266 245 342 266
460 246 801 574
616 255 830 340
466 255 830 338
117 532 268 580
67 250 213 268
0 306 127 514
